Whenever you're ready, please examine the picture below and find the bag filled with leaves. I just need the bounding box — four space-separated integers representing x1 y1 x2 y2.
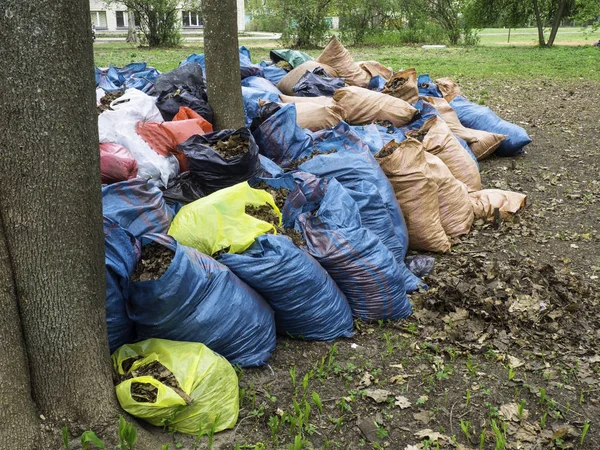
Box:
113 338 239 435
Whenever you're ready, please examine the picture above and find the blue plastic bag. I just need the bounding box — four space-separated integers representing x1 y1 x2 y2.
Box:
375 123 407 146
181 47 263 79
260 62 288 85
349 124 384 155
103 217 138 353
242 76 282 96
417 74 442 97
252 104 313 167
128 234 276 368
291 179 412 321
300 122 421 292
102 179 175 239
450 95 532 156
368 75 386 92
219 234 354 340
242 86 280 127
400 99 441 134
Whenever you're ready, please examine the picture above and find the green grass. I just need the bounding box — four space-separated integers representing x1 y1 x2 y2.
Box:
477 26 600 46
94 41 600 82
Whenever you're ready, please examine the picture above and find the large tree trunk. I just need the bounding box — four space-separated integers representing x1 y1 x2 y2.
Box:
0 0 145 446
533 0 547 47
127 10 137 43
0 218 41 449
204 0 245 130
547 0 567 47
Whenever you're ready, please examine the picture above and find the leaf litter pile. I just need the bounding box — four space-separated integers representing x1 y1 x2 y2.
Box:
97 88 125 114
245 203 305 247
131 242 174 282
285 148 337 171
119 357 191 405
212 134 248 159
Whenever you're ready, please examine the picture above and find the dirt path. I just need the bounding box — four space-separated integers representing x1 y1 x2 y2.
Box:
200 80 600 450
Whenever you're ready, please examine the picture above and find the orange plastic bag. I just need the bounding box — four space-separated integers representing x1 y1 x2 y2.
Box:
173 107 213 133
135 122 189 172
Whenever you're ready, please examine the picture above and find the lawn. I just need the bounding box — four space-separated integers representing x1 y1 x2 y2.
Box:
94 38 600 82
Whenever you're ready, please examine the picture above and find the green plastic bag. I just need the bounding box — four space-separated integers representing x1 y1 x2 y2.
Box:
270 49 314 69
113 339 239 435
168 182 282 255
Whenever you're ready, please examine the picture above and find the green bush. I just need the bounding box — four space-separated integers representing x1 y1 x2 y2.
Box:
246 15 286 33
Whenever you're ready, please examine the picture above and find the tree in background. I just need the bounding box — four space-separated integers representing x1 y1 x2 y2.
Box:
115 0 201 47
420 0 479 45
273 0 334 48
203 0 246 129
469 0 599 47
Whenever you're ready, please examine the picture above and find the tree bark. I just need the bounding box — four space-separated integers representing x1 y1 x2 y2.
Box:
547 0 567 47
204 0 245 130
127 10 137 43
0 216 41 449
0 0 127 444
533 0 546 46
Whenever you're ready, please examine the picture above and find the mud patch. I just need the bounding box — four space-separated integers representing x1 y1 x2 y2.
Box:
131 242 174 282
212 134 248 159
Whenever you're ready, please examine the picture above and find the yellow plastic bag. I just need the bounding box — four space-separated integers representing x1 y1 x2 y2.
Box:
168 181 282 255
113 338 239 435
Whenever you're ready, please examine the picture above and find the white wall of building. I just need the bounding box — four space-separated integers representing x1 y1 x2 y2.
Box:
89 1 246 32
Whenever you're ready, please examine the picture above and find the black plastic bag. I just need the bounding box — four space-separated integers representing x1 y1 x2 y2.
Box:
154 63 208 99
156 85 214 123
249 102 282 133
292 68 345 97
161 171 206 206
180 128 261 195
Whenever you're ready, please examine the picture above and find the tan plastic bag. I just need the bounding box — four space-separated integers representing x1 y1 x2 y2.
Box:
279 94 335 106
422 96 506 160
436 77 461 102
470 189 527 221
316 36 371 87
277 61 338 95
376 138 451 253
422 96 480 144
406 116 481 192
293 102 344 131
358 61 393 80
469 130 507 161
382 69 418 104
333 86 417 126
425 153 474 237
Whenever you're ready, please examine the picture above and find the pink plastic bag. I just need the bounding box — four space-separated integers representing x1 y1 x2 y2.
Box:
100 143 139 184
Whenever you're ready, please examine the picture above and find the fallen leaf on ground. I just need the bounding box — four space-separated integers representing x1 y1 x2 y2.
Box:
364 388 392 403
394 395 411 409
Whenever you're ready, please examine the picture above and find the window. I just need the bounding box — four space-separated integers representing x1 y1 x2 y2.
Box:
116 11 127 28
182 11 203 27
90 11 108 29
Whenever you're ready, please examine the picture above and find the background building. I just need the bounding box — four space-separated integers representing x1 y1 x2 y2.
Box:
89 1 246 32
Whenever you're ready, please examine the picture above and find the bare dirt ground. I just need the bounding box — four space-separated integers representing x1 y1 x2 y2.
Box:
178 79 600 450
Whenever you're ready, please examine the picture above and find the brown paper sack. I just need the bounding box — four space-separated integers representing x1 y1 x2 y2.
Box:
334 86 417 127
376 138 451 253
406 116 482 192
426 152 474 237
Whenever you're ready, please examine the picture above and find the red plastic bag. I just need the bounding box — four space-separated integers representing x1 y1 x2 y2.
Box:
100 143 139 184
173 107 213 133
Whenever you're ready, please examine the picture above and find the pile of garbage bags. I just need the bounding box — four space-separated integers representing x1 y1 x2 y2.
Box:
97 37 529 434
